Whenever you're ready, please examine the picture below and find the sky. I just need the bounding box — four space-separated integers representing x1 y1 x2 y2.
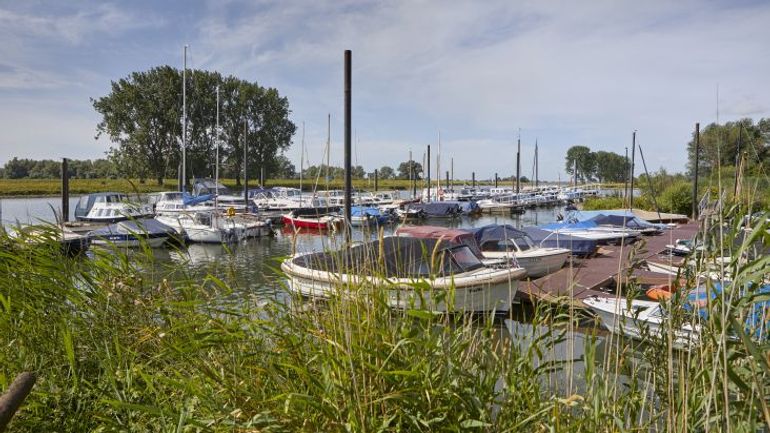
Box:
1 0 769 181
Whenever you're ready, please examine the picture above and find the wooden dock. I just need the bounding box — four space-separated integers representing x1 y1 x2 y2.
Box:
519 222 700 306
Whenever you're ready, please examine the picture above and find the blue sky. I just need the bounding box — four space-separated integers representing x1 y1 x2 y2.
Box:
1 0 769 181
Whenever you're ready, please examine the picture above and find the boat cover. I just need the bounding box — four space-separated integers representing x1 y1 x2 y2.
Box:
588 214 661 232
352 206 390 223
182 192 215 206
469 224 530 249
395 226 484 258
540 220 600 231
570 210 669 230
404 202 462 217
89 218 176 238
684 283 770 341
291 236 484 278
521 227 597 256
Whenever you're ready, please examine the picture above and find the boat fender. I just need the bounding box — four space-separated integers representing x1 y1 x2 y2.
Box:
227 207 236 217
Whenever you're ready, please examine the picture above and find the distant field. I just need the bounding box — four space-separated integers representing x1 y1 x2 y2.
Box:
0 178 614 197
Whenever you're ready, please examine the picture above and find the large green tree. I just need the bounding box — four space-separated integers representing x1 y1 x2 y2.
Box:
565 145 595 182
93 67 296 186
397 160 423 180
593 151 628 183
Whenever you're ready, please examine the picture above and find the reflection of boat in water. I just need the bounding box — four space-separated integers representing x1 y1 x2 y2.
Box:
281 236 525 313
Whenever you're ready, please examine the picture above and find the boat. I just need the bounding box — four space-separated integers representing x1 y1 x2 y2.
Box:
470 224 571 278
582 296 699 350
283 207 342 230
150 191 215 215
401 202 462 218
156 211 247 243
587 214 662 236
281 236 526 313
521 227 598 257
351 206 391 226
584 283 770 349
539 221 639 245
74 192 154 223
87 218 177 248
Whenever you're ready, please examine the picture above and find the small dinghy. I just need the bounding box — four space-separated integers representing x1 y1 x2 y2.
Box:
282 207 342 230
88 218 177 248
281 236 526 313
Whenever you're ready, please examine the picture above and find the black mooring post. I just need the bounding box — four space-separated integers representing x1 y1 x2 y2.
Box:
472 172 475 188
61 158 69 223
495 173 498 188
692 122 700 219
630 131 636 209
260 166 265 187
343 50 352 239
445 171 449 195
411 162 416 198
374 169 378 192
426 145 431 202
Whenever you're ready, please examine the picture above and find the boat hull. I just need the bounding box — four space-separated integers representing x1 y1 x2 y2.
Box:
282 260 523 313
282 215 339 230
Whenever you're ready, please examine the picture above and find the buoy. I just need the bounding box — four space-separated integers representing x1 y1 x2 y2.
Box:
227 207 236 217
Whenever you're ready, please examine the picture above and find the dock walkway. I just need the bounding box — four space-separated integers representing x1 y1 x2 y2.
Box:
520 222 700 305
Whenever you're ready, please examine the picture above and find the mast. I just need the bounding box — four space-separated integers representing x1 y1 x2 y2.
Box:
299 121 305 206
535 139 539 188
437 131 441 193
243 120 248 210
516 130 521 195
181 45 188 192
326 113 331 192
215 85 220 209
630 130 636 209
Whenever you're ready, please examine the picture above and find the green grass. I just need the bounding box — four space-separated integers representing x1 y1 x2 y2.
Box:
1 209 769 431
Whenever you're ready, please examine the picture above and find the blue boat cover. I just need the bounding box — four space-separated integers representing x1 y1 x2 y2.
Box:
521 227 597 256
469 224 528 246
684 283 770 341
540 220 599 231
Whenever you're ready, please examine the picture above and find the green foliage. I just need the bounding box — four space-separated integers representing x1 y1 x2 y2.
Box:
2 213 770 430
377 165 395 180
687 118 770 177
2 158 117 180
92 67 296 186
396 160 423 180
565 146 596 182
593 150 628 182
658 180 693 215
582 196 623 210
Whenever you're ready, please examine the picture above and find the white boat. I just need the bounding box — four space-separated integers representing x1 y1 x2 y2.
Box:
281 236 526 313
150 191 214 215
74 192 154 223
87 218 177 248
157 212 241 243
583 296 699 350
471 224 571 278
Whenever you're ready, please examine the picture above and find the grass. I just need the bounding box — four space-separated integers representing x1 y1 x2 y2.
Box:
1 206 769 431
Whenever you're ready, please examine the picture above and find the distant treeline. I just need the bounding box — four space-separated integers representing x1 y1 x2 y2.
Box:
1 158 116 179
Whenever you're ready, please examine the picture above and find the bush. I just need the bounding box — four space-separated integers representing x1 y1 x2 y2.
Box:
658 180 693 215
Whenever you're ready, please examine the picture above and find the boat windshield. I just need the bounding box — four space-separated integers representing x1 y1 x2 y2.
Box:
449 246 484 273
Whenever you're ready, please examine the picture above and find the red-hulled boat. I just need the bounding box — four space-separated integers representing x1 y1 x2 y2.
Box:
282 207 343 230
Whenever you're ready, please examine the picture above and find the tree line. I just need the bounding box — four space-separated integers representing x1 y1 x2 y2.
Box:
686 118 770 176
564 146 629 183
1 158 116 179
92 66 297 186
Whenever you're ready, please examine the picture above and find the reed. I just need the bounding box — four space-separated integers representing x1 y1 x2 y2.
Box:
0 211 768 431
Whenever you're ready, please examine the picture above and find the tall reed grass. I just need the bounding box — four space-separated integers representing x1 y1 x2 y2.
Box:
0 211 768 431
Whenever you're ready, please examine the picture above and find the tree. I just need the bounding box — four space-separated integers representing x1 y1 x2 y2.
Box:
593 151 627 183
565 146 596 182
397 161 423 180
686 118 770 177
378 166 395 179
351 165 365 179
93 67 296 186
273 154 296 179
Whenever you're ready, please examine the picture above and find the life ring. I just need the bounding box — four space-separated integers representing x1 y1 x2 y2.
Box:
227 207 236 217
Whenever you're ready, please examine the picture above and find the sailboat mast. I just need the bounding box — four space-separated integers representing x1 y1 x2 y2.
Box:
181 45 188 192
535 139 539 188
243 120 249 210
215 85 220 209
326 114 331 192
299 122 305 206
516 131 521 195
437 131 441 193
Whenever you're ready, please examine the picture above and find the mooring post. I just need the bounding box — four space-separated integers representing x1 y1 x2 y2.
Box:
692 122 700 219
243 120 249 212
374 169 378 192
472 172 475 188
61 158 69 223
495 173 498 188
426 145 431 202
630 131 636 209
445 171 449 196
0 372 36 432
343 49 352 240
